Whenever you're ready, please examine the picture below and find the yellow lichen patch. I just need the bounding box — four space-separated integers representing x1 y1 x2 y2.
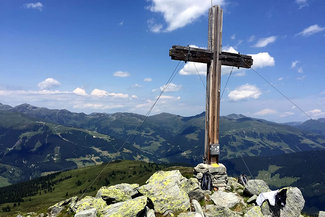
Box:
75 196 107 214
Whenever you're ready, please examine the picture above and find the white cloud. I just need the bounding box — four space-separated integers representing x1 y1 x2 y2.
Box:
91 89 108 97
73 88 87 96
307 109 325 118
297 24 325 37
160 83 182 92
38 78 61 90
24 2 43 11
231 34 236 40
73 103 124 110
280 111 295 117
0 89 69 96
148 0 224 32
90 89 129 98
179 62 207 76
295 0 308 9
250 52 275 68
132 84 142 88
255 108 277 116
147 19 163 33
108 92 129 98
144 78 152 82
291 60 299 68
254 36 277 48
113 71 130 77
228 84 261 101
297 67 303 73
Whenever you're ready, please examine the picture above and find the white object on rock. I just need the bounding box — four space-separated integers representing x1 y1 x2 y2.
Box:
256 190 278 206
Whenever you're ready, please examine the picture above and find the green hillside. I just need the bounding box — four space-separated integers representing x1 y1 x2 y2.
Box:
1 104 325 186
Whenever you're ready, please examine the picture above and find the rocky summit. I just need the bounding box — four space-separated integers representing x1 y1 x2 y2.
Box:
16 167 308 217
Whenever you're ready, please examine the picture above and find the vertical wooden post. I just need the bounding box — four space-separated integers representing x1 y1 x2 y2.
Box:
205 5 223 164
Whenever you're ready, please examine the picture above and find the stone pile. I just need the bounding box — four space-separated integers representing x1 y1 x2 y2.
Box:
24 167 307 217
194 163 228 190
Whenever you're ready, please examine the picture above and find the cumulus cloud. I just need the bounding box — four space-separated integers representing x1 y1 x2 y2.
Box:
73 88 87 96
147 0 224 32
250 52 275 68
160 83 182 92
254 108 277 116
179 62 207 76
228 84 261 101
90 89 128 98
38 78 61 90
144 78 152 82
254 36 277 48
307 109 325 118
147 19 163 33
297 24 325 37
113 71 130 77
24 2 43 11
291 60 299 68
295 0 308 9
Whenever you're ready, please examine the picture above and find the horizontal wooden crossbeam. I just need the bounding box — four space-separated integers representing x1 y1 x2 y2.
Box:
169 45 253 68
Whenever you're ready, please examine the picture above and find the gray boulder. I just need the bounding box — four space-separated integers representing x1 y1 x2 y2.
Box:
48 196 78 216
137 170 190 214
261 187 305 217
279 187 305 217
210 191 241 208
244 179 270 196
205 205 241 217
188 189 206 202
74 208 97 217
247 195 257 204
96 183 139 203
194 163 209 174
101 196 147 217
243 206 264 217
192 199 204 217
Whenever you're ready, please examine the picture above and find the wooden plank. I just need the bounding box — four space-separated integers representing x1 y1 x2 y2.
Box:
169 46 253 68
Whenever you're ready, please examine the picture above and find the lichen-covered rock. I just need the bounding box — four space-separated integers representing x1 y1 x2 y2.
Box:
279 187 305 217
178 212 198 217
247 195 257 204
194 163 209 174
210 191 241 208
227 177 244 193
96 183 139 203
74 208 97 217
244 179 270 196
180 177 199 194
243 206 264 217
74 196 107 214
205 205 241 217
188 189 206 202
192 199 204 217
101 196 147 217
146 207 155 217
260 187 305 217
137 170 190 214
48 196 78 216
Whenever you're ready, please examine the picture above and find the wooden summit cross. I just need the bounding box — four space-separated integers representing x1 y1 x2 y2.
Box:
169 5 253 165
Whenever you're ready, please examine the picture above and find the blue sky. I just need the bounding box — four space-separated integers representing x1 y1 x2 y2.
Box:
0 0 324 122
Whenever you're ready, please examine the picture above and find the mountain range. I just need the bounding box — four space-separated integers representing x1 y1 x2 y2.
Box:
0 102 324 186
